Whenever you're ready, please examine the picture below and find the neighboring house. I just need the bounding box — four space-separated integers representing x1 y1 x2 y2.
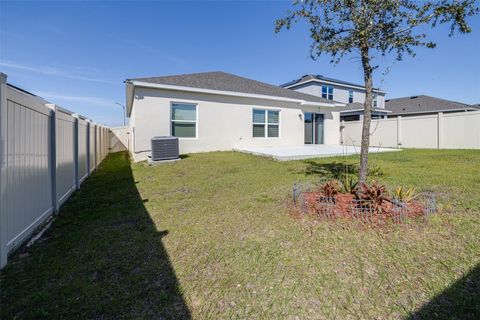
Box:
125 72 344 162
385 95 478 117
331 102 391 122
281 74 389 121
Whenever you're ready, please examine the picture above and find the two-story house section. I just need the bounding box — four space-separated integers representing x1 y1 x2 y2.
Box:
281 74 390 121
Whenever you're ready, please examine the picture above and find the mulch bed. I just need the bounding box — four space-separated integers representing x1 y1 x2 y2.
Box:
301 192 427 224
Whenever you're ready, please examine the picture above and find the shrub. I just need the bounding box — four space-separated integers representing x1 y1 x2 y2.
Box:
356 181 389 213
393 186 417 203
319 180 340 198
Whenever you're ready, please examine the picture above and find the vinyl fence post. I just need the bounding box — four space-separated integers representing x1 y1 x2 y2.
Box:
86 121 90 176
437 112 444 149
94 125 97 168
73 114 80 190
0 73 8 268
47 103 58 214
108 129 112 154
397 116 402 149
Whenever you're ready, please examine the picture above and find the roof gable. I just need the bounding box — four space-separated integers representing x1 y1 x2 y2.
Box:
281 74 385 92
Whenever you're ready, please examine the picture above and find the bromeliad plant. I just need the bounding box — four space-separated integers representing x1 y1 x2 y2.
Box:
319 180 340 198
340 175 358 195
355 181 389 214
393 186 417 203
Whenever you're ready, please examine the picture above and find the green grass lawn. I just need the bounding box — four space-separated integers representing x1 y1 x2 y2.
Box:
1 150 479 319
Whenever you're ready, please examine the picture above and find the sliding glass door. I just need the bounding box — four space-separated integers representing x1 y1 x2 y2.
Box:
304 112 314 144
304 112 324 144
314 113 324 144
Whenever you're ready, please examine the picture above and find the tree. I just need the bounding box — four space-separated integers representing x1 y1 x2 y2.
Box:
275 0 478 183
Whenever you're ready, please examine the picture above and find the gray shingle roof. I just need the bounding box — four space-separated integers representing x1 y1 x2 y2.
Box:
385 95 477 116
128 71 337 105
281 74 384 92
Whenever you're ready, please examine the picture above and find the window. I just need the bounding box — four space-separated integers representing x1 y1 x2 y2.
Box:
371 113 384 119
373 93 378 107
171 103 197 138
341 115 360 122
321 85 334 100
253 109 279 138
348 90 354 103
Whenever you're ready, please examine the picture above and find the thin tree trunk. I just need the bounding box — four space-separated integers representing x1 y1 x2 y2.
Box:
359 46 373 183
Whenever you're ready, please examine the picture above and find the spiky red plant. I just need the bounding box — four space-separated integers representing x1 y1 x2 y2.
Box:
355 181 389 213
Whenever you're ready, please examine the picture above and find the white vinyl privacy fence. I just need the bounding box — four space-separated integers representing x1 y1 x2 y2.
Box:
341 111 480 149
0 73 110 268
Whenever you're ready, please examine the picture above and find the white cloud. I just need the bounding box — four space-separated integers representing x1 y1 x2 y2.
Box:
0 61 117 84
35 92 116 108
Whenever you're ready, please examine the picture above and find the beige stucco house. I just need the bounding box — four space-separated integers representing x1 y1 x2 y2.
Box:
125 72 345 162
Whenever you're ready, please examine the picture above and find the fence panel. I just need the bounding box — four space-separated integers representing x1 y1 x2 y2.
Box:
105 127 109 157
89 124 96 173
55 109 76 207
78 117 89 185
98 127 102 163
0 73 109 268
96 125 101 166
1 85 54 263
101 128 105 160
369 118 398 148
101 127 106 161
341 120 363 146
443 111 480 148
342 119 398 148
401 115 438 148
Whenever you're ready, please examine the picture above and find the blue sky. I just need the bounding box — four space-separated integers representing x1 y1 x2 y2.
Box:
1 1 479 126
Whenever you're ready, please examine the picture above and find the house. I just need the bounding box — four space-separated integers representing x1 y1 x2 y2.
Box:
331 102 391 121
385 95 479 117
281 74 389 121
125 72 344 162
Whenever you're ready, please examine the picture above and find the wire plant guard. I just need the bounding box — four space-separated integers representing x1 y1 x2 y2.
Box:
292 182 437 224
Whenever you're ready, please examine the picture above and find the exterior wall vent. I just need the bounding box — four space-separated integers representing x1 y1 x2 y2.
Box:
150 136 179 161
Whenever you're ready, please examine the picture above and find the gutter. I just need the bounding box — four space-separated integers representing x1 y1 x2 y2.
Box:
339 108 392 114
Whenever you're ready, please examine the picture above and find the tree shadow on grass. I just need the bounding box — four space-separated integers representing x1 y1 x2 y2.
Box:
302 160 358 179
0 152 191 319
407 264 480 320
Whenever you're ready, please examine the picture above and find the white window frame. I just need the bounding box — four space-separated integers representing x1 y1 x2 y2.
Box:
321 85 334 100
170 102 198 139
252 108 280 138
348 90 354 103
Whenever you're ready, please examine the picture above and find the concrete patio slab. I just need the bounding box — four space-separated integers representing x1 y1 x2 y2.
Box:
235 145 400 161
